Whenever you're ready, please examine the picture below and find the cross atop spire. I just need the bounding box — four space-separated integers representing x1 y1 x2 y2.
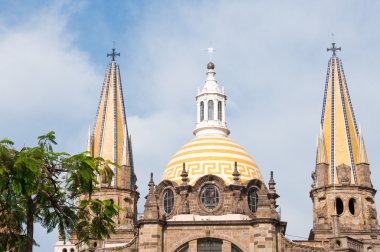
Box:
107 48 120 61
207 47 216 61
327 42 341 56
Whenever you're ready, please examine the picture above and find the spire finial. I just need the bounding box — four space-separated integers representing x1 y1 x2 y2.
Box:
269 171 276 192
181 163 188 185
107 47 120 61
327 42 341 56
233 161 240 185
148 172 155 188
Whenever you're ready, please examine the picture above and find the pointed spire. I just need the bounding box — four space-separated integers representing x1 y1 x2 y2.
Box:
232 161 240 185
91 51 135 188
180 163 188 185
148 172 155 191
357 125 369 164
268 171 279 209
143 172 159 220
316 126 328 164
318 44 360 184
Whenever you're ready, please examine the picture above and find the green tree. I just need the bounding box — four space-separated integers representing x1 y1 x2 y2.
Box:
0 132 118 252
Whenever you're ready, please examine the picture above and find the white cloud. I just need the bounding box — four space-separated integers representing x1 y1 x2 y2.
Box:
0 2 101 152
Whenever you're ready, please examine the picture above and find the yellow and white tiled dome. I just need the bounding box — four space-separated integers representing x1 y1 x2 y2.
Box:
162 134 263 185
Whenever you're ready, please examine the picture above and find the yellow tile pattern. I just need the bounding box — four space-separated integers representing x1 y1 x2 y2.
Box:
162 134 263 185
320 57 361 184
92 62 130 187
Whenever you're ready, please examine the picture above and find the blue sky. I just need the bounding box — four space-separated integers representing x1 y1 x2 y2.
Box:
1 1 380 250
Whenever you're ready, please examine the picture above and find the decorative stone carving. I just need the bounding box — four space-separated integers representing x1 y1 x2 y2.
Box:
357 163 372 188
311 171 316 188
336 164 351 185
369 206 377 220
233 190 243 214
317 201 327 219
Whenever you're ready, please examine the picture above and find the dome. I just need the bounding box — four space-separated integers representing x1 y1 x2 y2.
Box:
162 134 263 185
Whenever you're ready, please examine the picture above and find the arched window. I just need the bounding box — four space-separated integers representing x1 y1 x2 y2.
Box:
208 100 214 120
163 189 174 214
248 188 259 212
62 249 67 252
349 198 356 215
200 101 204 121
175 243 189 252
232 244 243 252
218 101 222 121
197 238 222 252
336 197 344 215
201 185 219 209
70 249 75 252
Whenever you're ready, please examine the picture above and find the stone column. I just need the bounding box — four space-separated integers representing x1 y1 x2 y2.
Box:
222 100 226 123
138 223 163 252
332 214 340 237
214 99 218 120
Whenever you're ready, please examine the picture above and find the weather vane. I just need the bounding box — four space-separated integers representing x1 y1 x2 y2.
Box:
207 47 216 61
107 46 120 61
327 42 341 56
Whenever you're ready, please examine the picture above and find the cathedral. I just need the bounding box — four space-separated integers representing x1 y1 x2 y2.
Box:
54 43 380 252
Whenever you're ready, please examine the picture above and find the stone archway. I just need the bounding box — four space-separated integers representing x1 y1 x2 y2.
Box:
173 237 244 252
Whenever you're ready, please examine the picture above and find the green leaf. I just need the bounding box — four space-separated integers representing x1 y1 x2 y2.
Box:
0 139 14 146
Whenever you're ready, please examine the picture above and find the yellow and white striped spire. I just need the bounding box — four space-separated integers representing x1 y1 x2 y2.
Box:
317 43 367 185
88 48 135 189
162 61 263 185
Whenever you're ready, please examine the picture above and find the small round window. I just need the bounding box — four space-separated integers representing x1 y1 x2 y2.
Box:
201 185 220 209
163 189 174 214
248 188 259 212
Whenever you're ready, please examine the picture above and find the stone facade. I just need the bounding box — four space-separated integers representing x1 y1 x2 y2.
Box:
136 169 288 252
308 161 380 251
